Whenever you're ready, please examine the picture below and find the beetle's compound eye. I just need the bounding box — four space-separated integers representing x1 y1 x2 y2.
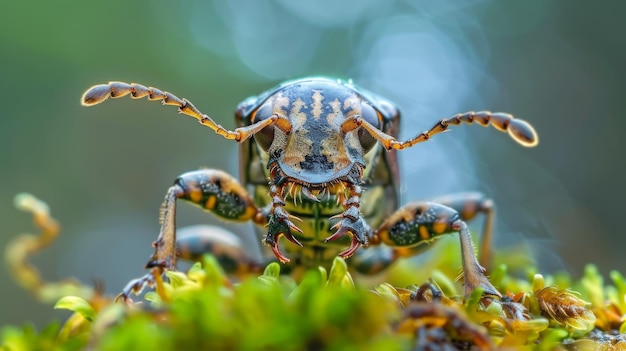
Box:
358 102 381 152
251 103 275 151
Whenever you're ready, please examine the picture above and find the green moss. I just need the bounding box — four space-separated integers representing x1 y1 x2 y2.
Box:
34 257 404 351
3 194 626 350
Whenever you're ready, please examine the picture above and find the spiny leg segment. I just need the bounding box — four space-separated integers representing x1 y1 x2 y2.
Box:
325 183 373 258
429 192 495 272
263 181 304 263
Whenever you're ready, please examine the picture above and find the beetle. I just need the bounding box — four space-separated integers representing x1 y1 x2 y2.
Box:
81 77 538 299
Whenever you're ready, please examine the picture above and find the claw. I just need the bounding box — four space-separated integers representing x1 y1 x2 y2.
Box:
301 186 320 202
268 237 291 263
329 213 344 221
324 219 367 259
289 215 304 223
263 221 304 263
325 223 349 243
338 236 361 258
283 229 303 247
325 226 362 258
265 231 303 263
116 273 156 302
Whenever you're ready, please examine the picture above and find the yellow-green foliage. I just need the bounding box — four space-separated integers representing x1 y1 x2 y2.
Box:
2 194 626 350
3 257 408 351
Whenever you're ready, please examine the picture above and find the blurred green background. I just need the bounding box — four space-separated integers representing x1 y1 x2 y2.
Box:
1 0 624 327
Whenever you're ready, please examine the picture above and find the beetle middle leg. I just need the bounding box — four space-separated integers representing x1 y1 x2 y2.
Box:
371 202 500 298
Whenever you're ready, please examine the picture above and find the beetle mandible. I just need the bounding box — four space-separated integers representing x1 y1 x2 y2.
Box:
81 77 538 299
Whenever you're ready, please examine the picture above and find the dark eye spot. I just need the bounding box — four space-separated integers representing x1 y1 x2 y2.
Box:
358 102 380 152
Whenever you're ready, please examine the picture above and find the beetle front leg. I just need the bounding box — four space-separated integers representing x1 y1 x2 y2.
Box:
119 169 265 300
373 202 500 298
262 183 305 263
324 184 373 258
146 169 266 272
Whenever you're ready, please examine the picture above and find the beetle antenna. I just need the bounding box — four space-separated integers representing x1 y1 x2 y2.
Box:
357 111 538 150
81 81 289 143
